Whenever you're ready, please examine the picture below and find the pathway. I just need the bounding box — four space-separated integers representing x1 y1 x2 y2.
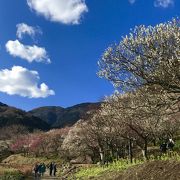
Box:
29 171 59 180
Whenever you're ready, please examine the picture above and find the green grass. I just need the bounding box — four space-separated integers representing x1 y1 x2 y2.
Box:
75 152 180 179
75 166 107 179
174 139 180 151
149 151 180 161
0 166 17 175
0 171 24 180
0 167 24 180
75 159 143 179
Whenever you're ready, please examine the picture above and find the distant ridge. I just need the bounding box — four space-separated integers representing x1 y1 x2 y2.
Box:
0 101 100 130
0 102 49 131
0 102 8 107
29 102 101 128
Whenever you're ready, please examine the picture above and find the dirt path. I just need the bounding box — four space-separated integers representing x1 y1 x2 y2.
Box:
41 177 58 180
28 170 59 180
27 177 59 180
41 171 59 180
28 175 59 180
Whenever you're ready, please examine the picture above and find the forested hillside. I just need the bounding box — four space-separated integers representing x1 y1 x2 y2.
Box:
0 102 49 132
29 102 100 128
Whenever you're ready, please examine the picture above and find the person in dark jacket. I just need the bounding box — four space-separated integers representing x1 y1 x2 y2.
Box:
38 163 42 176
33 163 39 178
53 163 57 176
39 163 46 176
49 162 54 176
160 142 167 153
167 138 175 150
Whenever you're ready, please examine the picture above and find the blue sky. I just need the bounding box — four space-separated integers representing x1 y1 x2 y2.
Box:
0 0 179 110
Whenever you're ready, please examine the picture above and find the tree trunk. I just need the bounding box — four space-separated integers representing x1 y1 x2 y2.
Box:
142 138 148 160
99 147 105 165
128 139 133 163
153 139 156 146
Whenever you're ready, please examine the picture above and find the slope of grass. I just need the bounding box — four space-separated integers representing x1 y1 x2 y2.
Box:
2 154 62 165
75 159 143 179
75 152 180 179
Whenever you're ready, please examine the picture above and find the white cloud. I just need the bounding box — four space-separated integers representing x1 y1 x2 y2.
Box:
16 23 42 39
129 0 136 4
6 40 51 63
27 0 88 24
0 66 55 98
154 0 174 8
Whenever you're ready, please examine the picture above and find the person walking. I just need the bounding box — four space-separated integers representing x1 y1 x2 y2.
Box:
49 162 54 176
167 138 175 151
38 163 42 177
33 163 39 178
160 142 167 153
53 163 57 176
40 163 46 176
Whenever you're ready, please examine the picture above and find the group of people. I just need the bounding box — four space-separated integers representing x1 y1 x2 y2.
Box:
34 163 46 178
160 138 175 153
49 162 57 176
33 162 57 178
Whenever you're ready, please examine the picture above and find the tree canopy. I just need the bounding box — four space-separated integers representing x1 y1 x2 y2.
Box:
98 18 180 94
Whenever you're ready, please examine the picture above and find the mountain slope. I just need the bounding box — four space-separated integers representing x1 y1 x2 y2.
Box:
29 102 100 128
29 106 64 125
0 102 49 131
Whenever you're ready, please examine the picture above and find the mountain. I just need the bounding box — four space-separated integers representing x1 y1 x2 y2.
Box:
0 102 49 131
0 101 100 130
28 106 65 125
29 102 101 128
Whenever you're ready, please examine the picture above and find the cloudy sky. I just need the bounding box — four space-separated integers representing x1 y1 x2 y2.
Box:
0 0 179 110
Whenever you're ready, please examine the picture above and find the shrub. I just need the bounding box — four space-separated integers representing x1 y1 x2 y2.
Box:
0 171 24 180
